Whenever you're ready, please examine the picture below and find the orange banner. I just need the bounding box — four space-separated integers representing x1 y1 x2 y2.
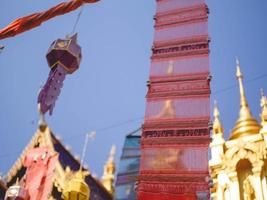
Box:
0 0 99 40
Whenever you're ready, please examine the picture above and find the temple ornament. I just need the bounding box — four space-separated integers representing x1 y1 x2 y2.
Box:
4 107 113 200
101 145 116 196
209 59 267 200
62 170 90 200
38 34 81 115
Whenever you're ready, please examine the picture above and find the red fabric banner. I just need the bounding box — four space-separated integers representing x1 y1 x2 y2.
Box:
141 147 208 171
23 147 58 200
138 192 196 200
0 0 99 40
145 98 210 121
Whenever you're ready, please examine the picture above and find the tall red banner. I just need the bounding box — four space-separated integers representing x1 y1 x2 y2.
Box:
138 0 210 199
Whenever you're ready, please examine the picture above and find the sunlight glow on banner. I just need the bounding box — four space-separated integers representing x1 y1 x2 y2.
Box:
141 147 208 171
145 98 209 121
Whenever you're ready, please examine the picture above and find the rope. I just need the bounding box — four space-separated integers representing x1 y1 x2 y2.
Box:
0 73 266 159
0 116 143 159
72 4 85 34
214 73 267 95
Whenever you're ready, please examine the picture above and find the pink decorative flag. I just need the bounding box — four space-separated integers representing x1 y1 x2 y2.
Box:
23 147 58 200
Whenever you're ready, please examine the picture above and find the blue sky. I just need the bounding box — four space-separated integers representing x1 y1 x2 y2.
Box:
0 0 267 178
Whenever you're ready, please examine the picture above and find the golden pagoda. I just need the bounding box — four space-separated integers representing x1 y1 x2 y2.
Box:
209 59 267 200
101 145 116 196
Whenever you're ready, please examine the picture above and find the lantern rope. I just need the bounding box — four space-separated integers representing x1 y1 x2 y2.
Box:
71 4 85 34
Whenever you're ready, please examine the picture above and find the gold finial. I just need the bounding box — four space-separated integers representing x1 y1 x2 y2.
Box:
109 145 116 162
101 145 116 196
236 57 248 107
260 89 267 125
213 100 224 134
230 58 260 139
38 103 47 131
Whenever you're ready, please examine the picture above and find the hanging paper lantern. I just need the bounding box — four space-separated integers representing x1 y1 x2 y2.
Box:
5 183 28 200
38 33 81 115
62 171 90 200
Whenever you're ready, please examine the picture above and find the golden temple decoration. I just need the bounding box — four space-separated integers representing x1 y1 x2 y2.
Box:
213 100 224 134
260 89 267 125
38 103 46 127
6 107 73 197
62 131 97 200
101 145 116 196
209 58 267 200
5 106 114 200
209 101 225 168
62 170 90 200
230 58 260 140
260 89 267 146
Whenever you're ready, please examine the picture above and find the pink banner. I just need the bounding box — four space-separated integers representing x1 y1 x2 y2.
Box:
150 55 209 77
157 0 205 13
145 97 210 121
154 22 208 42
141 147 208 171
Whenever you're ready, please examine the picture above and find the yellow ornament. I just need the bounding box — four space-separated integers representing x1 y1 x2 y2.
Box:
62 170 90 200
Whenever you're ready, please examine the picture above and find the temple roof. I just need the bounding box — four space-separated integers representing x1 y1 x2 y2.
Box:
6 123 112 200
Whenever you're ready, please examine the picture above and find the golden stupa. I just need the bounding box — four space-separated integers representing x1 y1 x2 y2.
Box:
230 58 261 139
101 145 116 197
209 59 267 200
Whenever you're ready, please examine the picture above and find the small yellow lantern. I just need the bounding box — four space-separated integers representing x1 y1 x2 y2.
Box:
62 170 90 200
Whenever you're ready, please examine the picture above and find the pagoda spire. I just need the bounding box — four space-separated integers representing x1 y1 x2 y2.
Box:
260 89 267 126
209 101 225 167
102 145 116 196
213 100 224 135
236 58 248 108
230 58 260 139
